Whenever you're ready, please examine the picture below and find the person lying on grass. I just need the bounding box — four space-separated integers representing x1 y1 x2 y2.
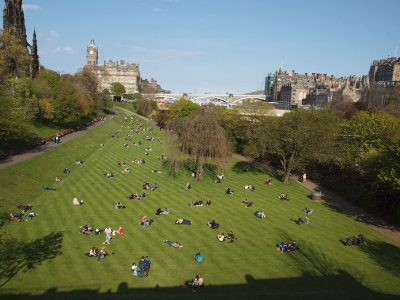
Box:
226 187 234 195
342 234 366 246
164 240 183 248
206 199 211 206
195 253 203 263
75 160 84 165
290 216 309 225
9 211 23 221
255 211 266 219
175 219 192 225
55 176 63 182
122 167 131 174
188 275 204 290
217 233 225 242
152 170 162 173
104 172 117 178
97 249 108 261
42 186 56 191
277 241 298 253
208 220 219 229
303 208 313 214
17 203 32 212
73 198 84 205
64 168 70 174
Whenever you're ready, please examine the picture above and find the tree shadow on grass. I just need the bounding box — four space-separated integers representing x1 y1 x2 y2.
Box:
358 240 400 277
231 161 269 175
1 270 398 300
0 231 63 287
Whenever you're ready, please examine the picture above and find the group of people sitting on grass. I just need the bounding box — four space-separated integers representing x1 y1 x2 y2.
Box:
117 161 126 167
140 216 153 228
255 211 266 219
187 274 204 290
175 219 192 225
156 207 170 215
278 193 289 201
208 220 219 229
164 240 183 248
115 202 126 209
182 183 192 190
9 206 36 221
188 199 204 207
132 159 145 164
265 178 274 184
157 155 167 160
226 187 234 195
244 184 255 191
104 172 117 178
277 241 298 253
342 234 366 246
143 181 158 190
240 199 253 208
127 192 145 200
88 247 109 261
291 216 309 225
80 224 93 235
217 231 235 242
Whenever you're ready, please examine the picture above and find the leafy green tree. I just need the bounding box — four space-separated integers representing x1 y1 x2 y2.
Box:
168 98 199 119
246 109 341 184
167 105 231 180
111 82 126 98
0 31 32 80
136 98 155 116
52 80 81 125
8 78 38 121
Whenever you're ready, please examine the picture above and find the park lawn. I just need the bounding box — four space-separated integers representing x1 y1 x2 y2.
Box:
29 122 69 140
0 112 400 300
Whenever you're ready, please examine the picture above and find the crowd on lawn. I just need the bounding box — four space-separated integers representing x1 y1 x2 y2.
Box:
7 113 370 292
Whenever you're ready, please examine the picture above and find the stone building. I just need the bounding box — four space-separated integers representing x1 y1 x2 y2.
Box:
85 39 141 94
280 83 308 107
369 57 400 85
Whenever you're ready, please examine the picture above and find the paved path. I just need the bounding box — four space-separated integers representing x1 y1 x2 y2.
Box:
0 115 112 169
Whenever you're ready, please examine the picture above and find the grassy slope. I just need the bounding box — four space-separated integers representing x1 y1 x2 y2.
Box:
29 122 69 140
0 113 399 299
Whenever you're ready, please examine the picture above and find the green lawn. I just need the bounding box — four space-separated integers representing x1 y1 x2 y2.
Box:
0 112 400 300
29 122 69 140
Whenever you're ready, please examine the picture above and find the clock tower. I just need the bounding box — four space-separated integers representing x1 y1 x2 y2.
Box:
86 38 98 66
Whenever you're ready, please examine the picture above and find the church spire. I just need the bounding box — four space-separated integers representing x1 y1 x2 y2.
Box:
31 27 39 78
3 0 28 47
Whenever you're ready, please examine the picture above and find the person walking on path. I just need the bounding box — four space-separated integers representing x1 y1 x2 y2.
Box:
302 173 306 182
144 256 151 277
138 256 146 278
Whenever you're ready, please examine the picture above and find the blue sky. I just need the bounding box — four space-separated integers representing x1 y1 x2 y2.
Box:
3 0 400 93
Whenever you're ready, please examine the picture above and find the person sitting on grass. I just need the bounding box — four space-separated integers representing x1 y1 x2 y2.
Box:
116 202 126 209
55 176 63 182
279 193 289 201
358 234 366 243
265 178 273 184
241 198 249 205
175 219 192 225
164 240 183 248
208 220 219 229
227 231 235 243
215 177 222 183
156 208 164 215
206 199 211 206
195 253 203 263
188 275 204 291
226 187 234 195
43 186 56 191
89 247 97 257
242 167 249 172
193 199 204 206
75 160 83 165
255 211 266 219
217 233 225 242
152 170 162 173
303 208 313 214
182 183 192 190
64 168 70 174
163 207 170 214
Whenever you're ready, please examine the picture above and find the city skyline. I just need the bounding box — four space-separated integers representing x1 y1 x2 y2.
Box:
2 0 400 93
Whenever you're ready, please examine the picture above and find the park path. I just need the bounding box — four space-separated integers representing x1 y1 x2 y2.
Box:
0 115 112 169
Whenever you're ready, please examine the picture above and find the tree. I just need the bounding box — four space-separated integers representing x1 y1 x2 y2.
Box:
246 109 341 184
52 80 81 125
111 82 126 98
167 105 231 180
168 98 199 120
136 98 155 116
0 31 32 80
37 98 54 121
